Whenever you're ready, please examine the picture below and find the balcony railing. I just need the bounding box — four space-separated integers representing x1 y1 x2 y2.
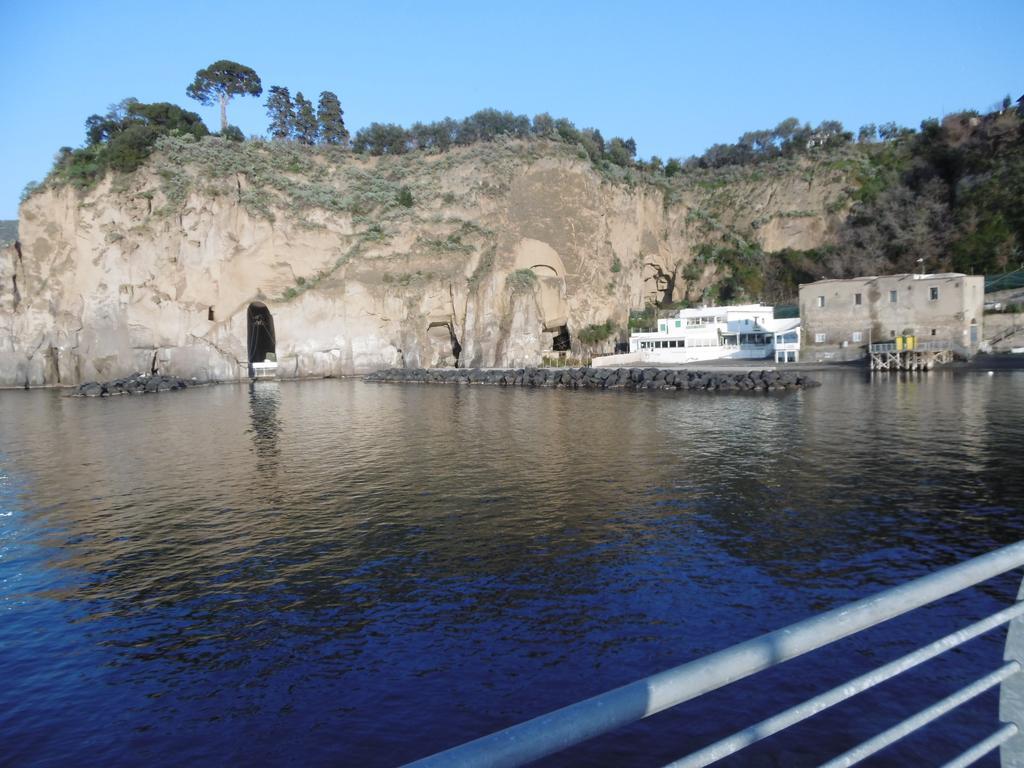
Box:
870 340 953 353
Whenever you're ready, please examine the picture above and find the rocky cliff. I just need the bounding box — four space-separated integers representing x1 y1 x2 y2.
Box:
1 136 853 386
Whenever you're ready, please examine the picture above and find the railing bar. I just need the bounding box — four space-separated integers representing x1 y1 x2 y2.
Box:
939 723 1018 768
818 661 1021 768
665 601 1024 768
405 543 1024 768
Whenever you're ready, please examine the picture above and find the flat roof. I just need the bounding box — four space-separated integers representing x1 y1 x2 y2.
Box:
675 303 773 316
800 272 970 287
763 317 801 332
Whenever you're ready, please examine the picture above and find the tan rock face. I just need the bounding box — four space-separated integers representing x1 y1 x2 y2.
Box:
0 138 850 386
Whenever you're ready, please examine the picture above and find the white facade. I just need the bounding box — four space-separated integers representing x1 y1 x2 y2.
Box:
594 304 801 366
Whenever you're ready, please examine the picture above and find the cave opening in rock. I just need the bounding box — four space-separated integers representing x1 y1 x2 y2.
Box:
247 303 276 364
552 325 571 352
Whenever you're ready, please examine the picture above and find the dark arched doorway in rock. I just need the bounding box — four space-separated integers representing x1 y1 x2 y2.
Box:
552 325 571 352
247 303 276 372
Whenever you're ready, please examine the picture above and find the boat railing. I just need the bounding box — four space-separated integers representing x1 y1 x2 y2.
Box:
405 541 1024 768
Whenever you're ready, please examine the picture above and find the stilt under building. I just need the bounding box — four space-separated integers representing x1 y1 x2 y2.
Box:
869 338 953 371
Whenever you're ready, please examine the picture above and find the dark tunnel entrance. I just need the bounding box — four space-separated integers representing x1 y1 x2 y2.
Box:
247 303 276 365
552 325 571 352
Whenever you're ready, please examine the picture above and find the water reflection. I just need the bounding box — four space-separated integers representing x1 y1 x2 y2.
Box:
248 381 282 462
0 373 1021 767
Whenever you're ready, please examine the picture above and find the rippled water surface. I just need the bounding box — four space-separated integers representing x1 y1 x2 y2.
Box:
2 371 1024 767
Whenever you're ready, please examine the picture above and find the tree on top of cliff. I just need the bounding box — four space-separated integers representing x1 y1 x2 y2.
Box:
75 98 210 174
317 91 349 146
186 60 263 132
84 99 208 146
265 86 294 141
293 92 319 145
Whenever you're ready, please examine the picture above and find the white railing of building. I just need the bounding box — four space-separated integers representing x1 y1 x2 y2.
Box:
405 541 1024 768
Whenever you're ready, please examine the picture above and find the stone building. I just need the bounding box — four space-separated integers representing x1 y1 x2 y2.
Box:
798 273 984 361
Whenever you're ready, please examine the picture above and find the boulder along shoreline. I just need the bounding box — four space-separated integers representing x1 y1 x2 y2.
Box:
70 373 196 397
365 367 820 392
66 367 820 397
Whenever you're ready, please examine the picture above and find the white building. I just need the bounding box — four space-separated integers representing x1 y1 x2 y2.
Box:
593 304 801 367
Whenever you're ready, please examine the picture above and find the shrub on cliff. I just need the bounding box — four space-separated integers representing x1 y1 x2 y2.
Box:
49 98 210 189
352 122 411 155
350 108 638 171
219 125 245 142
506 269 537 292
577 320 615 345
104 124 163 172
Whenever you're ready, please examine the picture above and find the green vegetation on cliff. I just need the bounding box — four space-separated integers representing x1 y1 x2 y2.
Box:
665 103 1024 301
26 78 1024 305
838 109 1024 276
48 98 211 189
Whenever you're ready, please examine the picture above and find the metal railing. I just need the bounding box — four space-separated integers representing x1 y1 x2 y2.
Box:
918 340 955 351
406 541 1024 768
990 324 1024 346
869 340 953 353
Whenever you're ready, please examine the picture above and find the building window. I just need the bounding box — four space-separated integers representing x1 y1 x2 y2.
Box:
930 287 939 301
817 296 825 308
208 307 215 321
814 333 826 343
931 328 937 336
852 331 863 342
889 290 898 303
854 293 862 306
674 319 681 328
890 330 896 338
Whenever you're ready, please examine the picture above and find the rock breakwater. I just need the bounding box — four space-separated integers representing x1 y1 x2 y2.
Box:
71 373 194 397
365 367 819 392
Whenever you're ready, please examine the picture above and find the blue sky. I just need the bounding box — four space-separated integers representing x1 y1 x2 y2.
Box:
1 0 1022 219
